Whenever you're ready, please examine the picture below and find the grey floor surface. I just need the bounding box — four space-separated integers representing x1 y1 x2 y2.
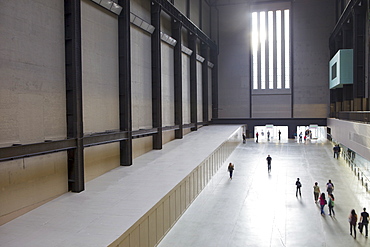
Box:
157 138 370 247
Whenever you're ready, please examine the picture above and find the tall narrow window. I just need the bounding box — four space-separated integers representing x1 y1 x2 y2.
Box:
251 6 290 90
284 9 290 89
252 12 258 90
268 11 274 89
276 10 282 89
260 12 266 89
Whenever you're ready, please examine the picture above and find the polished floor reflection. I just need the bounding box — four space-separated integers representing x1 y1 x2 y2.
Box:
158 138 370 247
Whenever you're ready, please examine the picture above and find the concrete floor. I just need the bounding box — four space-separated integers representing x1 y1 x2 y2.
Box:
158 138 370 247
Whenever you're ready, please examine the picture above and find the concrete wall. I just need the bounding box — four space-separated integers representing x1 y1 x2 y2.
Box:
0 0 213 224
216 0 335 119
217 4 251 118
182 54 191 124
81 0 121 180
0 0 66 146
0 0 68 224
292 0 334 118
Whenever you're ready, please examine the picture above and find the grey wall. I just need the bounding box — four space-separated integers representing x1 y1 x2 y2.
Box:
292 0 335 118
217 4 251 118
216 0 335 119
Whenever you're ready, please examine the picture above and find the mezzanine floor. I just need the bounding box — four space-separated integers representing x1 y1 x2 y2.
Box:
158 138 370 247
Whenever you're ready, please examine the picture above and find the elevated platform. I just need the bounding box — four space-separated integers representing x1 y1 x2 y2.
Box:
0 125 241 247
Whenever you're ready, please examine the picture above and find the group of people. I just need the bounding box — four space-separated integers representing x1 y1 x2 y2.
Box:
333 144 341 159
348 208 369 239
314 179 369 239
316 180 335 216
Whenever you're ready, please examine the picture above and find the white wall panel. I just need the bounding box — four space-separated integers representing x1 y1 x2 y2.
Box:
161 43 175 127
0 0 66 145
197 61 203 122
131 26 152 130
81 0 119 133
182 54 191 124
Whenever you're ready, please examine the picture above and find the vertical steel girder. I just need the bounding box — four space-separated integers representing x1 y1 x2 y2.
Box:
201 42 209 124
151 2 163 149
189 33 198 130
352 3 366 98
211 48 218 119
118 0 132 165
64 0 84 192
172 19 183 139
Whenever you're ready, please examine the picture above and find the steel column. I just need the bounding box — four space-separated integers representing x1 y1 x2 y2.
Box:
201 42 209 124
151 2 162 149
211 48 218 119
189 32 198 130
352 3 366 99
118 0 132 165
172 19 183 139
64 0 84 192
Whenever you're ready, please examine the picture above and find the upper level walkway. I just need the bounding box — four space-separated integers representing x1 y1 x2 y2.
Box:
158 138 370 247
0 125 241 247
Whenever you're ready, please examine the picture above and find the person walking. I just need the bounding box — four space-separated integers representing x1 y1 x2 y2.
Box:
278 130 281 140
256 132 259 143
266 155 272 173
328 194 335 216
313 182 320 203
333 144 340 158
267 131 270 141
326 180 334 195
319 193 327 215
227 163 234 179
360 208 369 237
349 209 358 238
295 178 302 197
242 133 246 144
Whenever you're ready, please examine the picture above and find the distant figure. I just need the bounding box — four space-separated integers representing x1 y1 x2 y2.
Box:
313 182 320 203
319 193 326 215
267 131 270 141
299 132 303 142
326 180 334 195
333 144 340 159
328 194 335 216
266 155 272 173
349 209 358 238
227 163 234 179
360 208 369 237
242 133 246 144
295 178 302 197
256 132 259 143
278 130 281 140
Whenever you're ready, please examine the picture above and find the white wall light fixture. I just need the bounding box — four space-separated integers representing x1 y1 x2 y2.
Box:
90 0 123 15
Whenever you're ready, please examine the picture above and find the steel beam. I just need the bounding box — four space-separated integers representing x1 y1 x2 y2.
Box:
201 42 209 124
65 0 84 192
352 3 366 99
211 48 218 119
151 2 163 149
189 32 198 131
118 0 132 165
172 19 184 139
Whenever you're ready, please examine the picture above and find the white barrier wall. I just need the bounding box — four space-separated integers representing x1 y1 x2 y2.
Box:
109 129 241 247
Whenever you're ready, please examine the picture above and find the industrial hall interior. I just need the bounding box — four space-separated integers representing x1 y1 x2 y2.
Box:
1 0 370 246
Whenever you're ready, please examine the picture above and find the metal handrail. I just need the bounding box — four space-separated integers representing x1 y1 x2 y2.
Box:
343 151 370 191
